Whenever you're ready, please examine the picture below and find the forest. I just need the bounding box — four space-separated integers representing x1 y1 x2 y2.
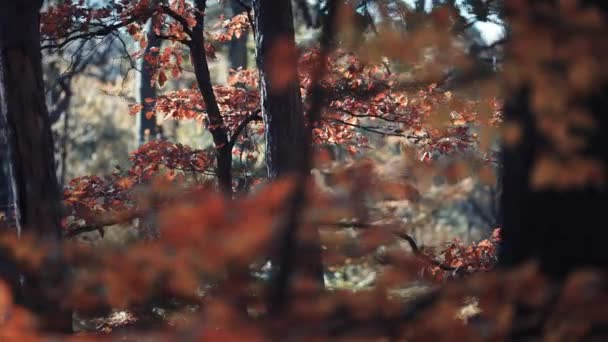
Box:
0 0 606 340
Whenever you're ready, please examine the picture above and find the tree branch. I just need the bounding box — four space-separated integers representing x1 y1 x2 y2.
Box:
328 117 424 142
228 110 262 151
318 221 456 271
155 33 191 45
41 16 141 50
160 5 193 37
63 209 145 239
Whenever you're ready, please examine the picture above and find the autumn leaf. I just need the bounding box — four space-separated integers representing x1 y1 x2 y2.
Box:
116 177 135 190
158 71 167 87
129 103 143 115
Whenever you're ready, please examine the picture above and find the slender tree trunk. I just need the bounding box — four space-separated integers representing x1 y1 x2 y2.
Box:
228 0 249 70
191 0 232 194
136 17 163 238
0 0 72 332
499 1 608 276
137 17 161 146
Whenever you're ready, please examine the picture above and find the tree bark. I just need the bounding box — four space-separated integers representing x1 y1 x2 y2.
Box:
415 0 426 13
254 0 325 313
253 0 306 178
0 0 72 332
136 17 162 146
228 0 249 70
499 1 608 276
0 112 16 228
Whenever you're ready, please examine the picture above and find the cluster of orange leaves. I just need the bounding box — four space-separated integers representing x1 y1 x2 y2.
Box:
2 228 607 341
1 177 295 311
212 13 250 42
63 141 214 234
425 228 501 282
131 49 499 161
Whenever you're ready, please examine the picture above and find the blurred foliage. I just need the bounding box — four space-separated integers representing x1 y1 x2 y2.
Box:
1 0 605 340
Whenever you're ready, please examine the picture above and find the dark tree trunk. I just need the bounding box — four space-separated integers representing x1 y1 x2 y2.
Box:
136 17 162 146
415 0 426 12
253 0 306 178
0 0 72 332
0 114 16 228
0 0 61 237
192 0 232 194
228 0 249 70
253 0 325 312
499 1 608 276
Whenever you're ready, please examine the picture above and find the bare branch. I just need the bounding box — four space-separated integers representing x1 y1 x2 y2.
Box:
328 117 421 140
41 16 141 50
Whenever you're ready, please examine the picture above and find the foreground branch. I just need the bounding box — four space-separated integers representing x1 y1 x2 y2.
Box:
318 221 456 271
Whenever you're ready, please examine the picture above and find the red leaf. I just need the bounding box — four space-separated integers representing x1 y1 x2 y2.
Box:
158 71 167 87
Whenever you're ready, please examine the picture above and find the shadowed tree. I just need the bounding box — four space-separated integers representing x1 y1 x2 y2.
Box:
0 0 72 332
499 0 608 276
253 0 306 178
253 0 324 312
0 114 15 228
252 0 353 315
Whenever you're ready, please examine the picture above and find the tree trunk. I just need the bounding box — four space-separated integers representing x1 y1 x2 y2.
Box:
136 17 162 146
499 1 608 276
415 0 426 13
192 0 232 194
253 0 325 311
253 0 306 178
228 0 249 70
136 17 163 239
0 0 72 332
0 115 16 228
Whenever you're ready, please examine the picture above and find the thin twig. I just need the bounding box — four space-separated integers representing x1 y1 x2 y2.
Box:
41 16 142 50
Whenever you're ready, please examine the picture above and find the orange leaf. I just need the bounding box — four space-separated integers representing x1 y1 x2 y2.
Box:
129 104 143 115
158 71 167 87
